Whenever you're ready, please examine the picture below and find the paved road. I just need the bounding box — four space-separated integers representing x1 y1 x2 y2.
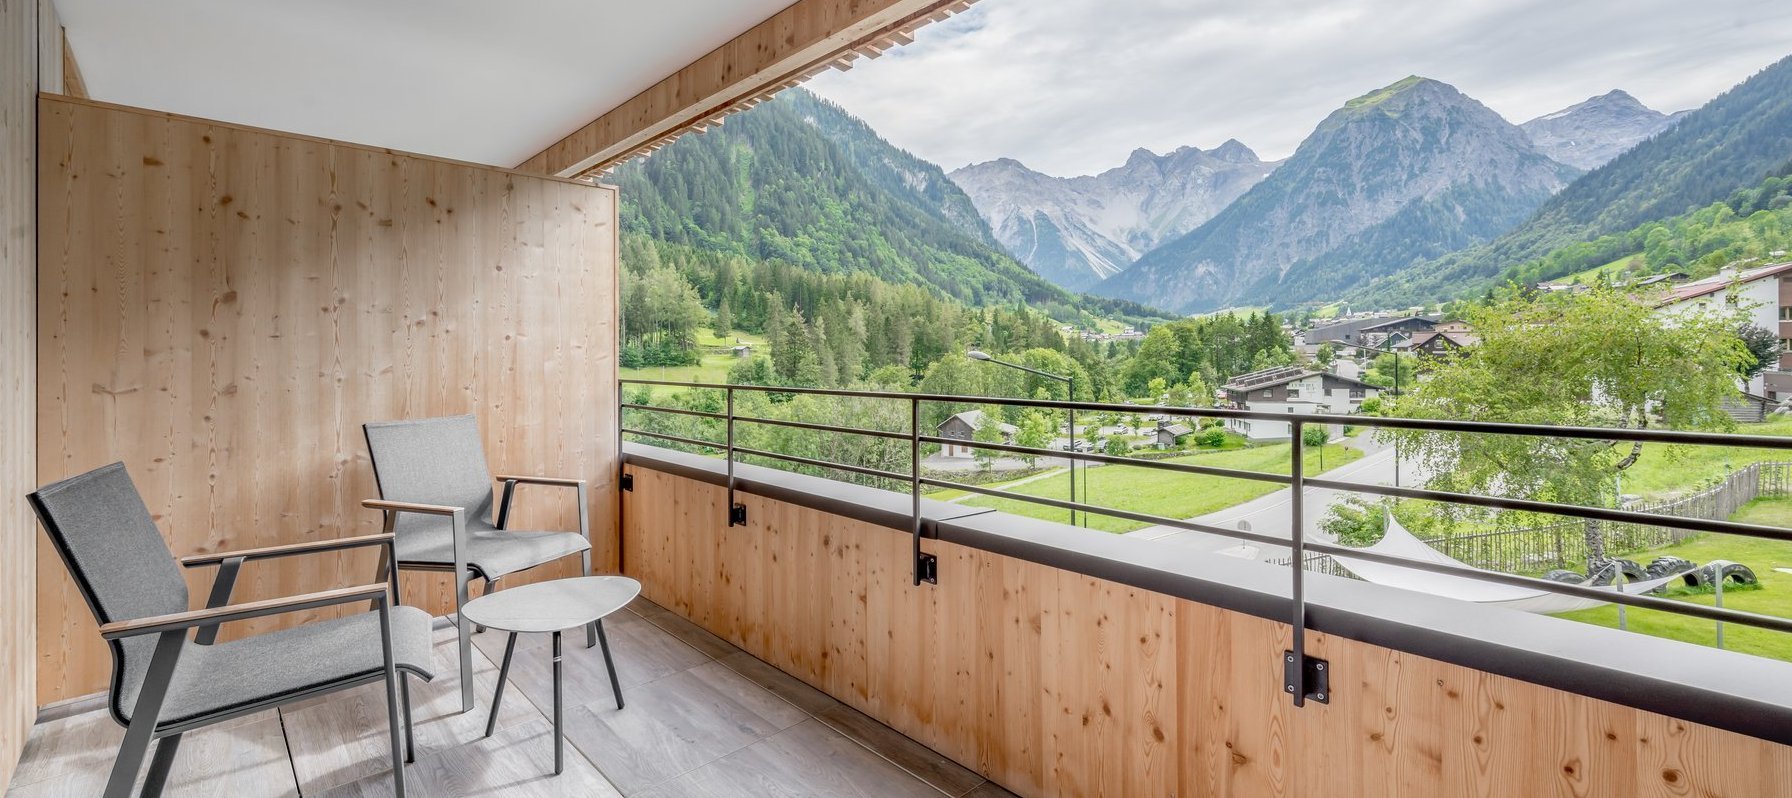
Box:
1123 435 1418 560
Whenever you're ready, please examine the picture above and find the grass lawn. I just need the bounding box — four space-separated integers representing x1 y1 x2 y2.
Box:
1555 252 1642 285
620 330 766 388
960 442 1364 533
1553 496 1792 662
1618 416 1792 499
923 467 1066 503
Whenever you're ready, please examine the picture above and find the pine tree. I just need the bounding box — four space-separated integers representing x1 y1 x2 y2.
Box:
714 298 733 340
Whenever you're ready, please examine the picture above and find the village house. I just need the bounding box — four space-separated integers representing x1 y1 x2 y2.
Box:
1220 365 1381 441
1307 314 1437 351
1404 329 1476 357
1154 420 1194 449
1653 260 1792 399
936 409 1018 458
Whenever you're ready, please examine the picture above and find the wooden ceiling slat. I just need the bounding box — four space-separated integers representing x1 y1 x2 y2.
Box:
517 0 977 178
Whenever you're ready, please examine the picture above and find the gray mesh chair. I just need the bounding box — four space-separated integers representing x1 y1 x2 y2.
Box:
29 462 436 798
363 414 595 713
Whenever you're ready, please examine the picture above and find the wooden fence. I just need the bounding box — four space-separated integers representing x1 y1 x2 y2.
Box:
1418 461 1787 574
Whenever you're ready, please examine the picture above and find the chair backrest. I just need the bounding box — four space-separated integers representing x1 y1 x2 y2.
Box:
364 414 496 533
28 462 190 723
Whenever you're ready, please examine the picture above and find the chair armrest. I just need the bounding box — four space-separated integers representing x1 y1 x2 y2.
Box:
494 474 586 488
362 499 463 517
181 533 395 568
99 583 389 640
494 474 588 532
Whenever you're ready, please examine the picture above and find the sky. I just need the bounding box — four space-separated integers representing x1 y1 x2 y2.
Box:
806 0 1792 177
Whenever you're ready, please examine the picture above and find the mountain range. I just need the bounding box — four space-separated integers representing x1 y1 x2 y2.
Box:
609 88 1066 307
1092 76 1580 313
607 88 1171 323
948 143 1275 290
612 54 1792 319
947 79 1703 312
1353 53 1792 308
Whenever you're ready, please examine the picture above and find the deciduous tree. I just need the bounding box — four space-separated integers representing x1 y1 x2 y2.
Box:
1387 286 1750 564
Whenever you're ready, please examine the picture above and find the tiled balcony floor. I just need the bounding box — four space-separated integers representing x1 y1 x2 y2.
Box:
8 599 1016 797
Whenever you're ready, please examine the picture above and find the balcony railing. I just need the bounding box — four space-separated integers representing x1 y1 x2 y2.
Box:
619 378 1792 707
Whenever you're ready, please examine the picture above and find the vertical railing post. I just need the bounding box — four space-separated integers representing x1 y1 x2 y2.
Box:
616 380 626 573
912 397 925 585
1287 418 1309 706
1715 571 1726 649
726 386 744 526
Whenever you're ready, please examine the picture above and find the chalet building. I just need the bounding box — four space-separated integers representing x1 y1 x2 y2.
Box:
1154 421 1193 449
1221 366 1380 440
1654 260 1792 399
1307 315 1437 347
936 410 1018 458
1405 329 1476 357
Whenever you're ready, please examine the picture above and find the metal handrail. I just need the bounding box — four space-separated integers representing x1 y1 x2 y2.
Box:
622 379 1792 449
619 378 1792 705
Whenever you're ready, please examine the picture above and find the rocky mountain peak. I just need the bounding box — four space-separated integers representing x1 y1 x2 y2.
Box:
1519 89 1676 171
1209 139 1259 162
1124 147 1161 168
949 140 1274 291
1094 78 1573 313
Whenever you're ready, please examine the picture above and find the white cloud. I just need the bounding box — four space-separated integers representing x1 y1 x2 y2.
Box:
806 0 1792 177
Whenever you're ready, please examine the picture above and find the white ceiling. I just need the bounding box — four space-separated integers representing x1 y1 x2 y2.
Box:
55 0 796 168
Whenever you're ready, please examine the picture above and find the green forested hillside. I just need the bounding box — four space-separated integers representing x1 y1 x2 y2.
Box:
1486 171 1792 288
610 88 1070 308
1354 54 1792 307
621 233 1133 395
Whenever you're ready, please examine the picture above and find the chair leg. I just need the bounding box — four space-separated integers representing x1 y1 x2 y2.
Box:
401 674 416 764
139 733 183 798
455 569 475 714
106 630 184 798
379 604 407 798
474 577 498 634
582 551 597 649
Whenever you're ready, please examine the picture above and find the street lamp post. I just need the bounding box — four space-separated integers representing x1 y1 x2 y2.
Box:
968 350 1079 526
1334 338 1402 487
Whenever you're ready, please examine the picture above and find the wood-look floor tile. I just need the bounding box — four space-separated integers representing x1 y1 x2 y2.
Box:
716 651 841 717
313 717 622 798
634 719 947 798
562 660 808 794
283 626 540 794
7 704 124 790
962 780 1021 797
814 702 984 796
472 609 709 714
632 600 739 660
7 713 295 798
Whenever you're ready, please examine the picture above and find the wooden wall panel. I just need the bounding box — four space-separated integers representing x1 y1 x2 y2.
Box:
35 95 619 704
623 465 1792 797
2 0 40 785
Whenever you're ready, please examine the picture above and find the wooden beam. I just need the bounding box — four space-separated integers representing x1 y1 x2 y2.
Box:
517 0 975 178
